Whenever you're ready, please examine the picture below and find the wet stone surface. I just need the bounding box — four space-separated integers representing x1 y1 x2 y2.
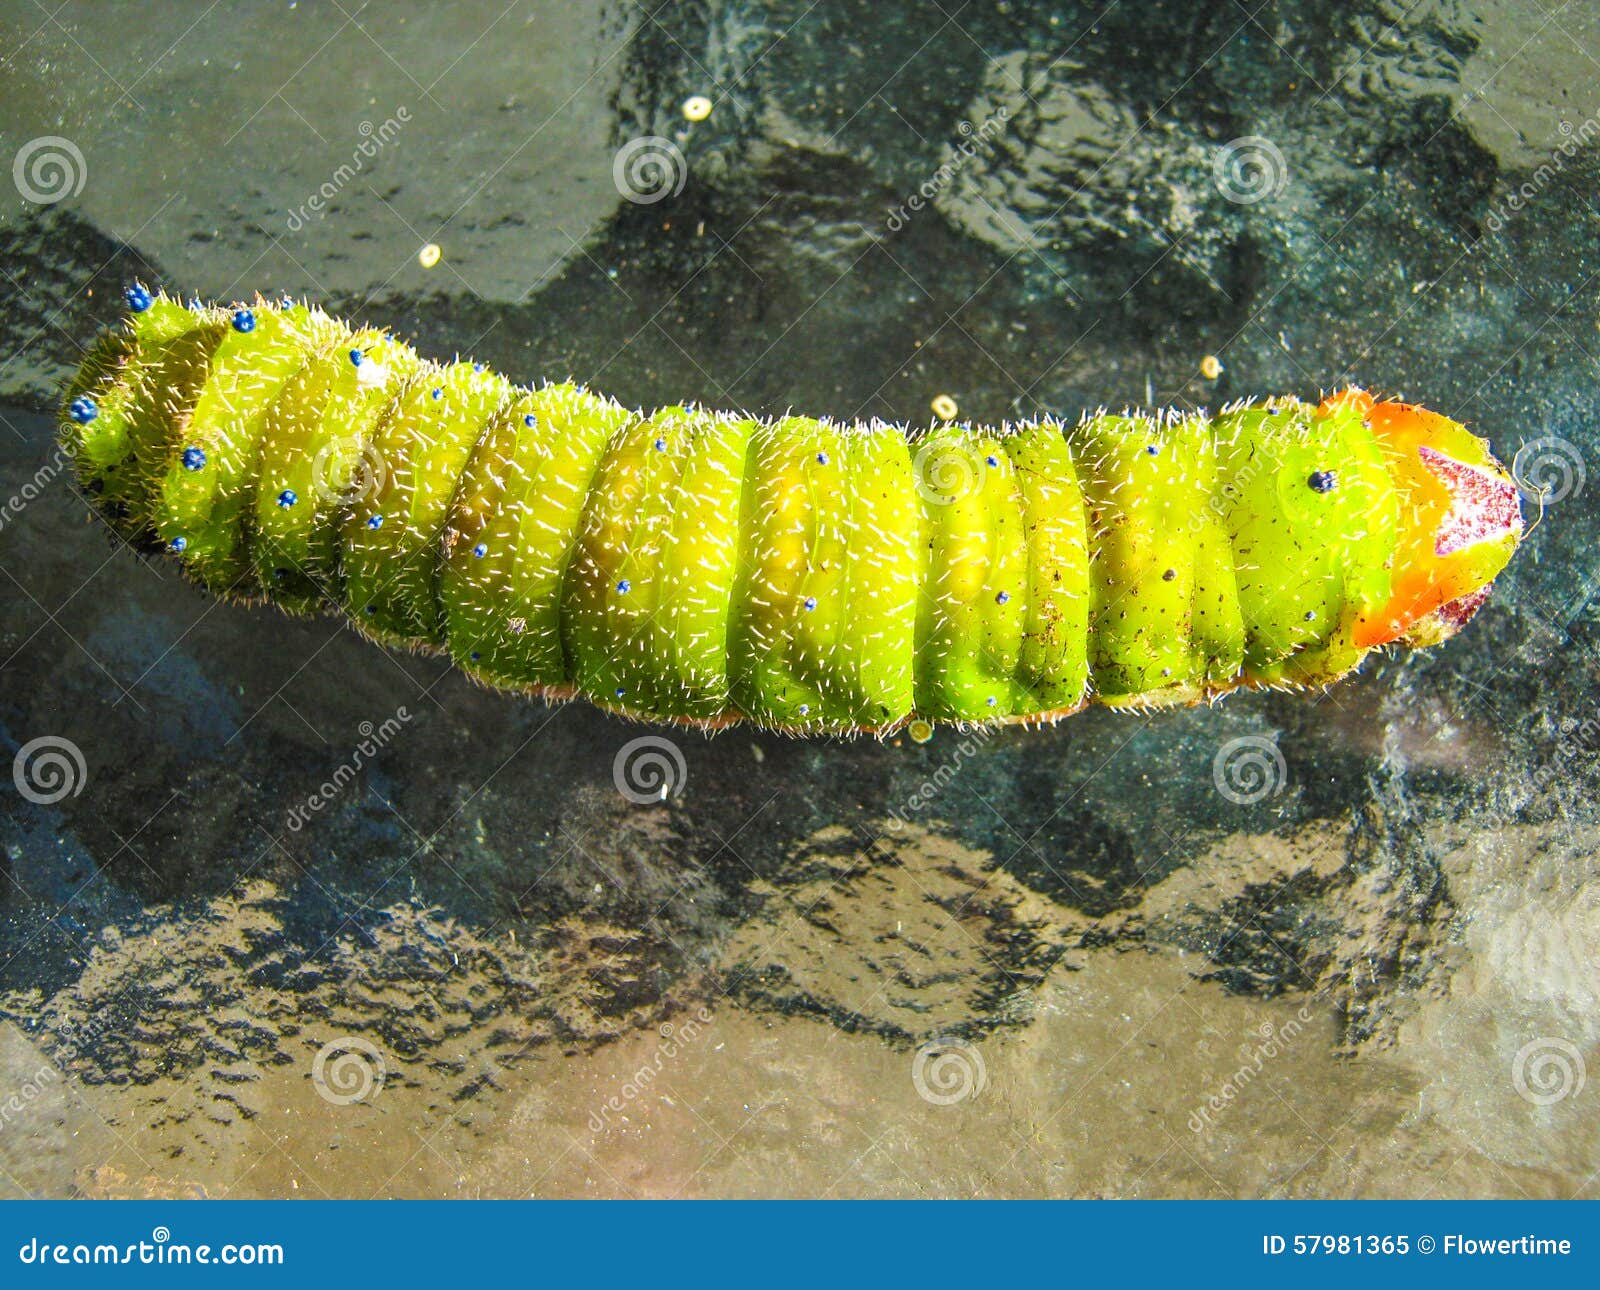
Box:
0 0 1597 1196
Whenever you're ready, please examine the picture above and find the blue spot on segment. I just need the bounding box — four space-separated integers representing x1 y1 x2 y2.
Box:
654 438 666 452
472 362 484 373
349 349 364 366
614 687 626 698
169 536 187 553
995 590 1010 604
431 387 443 400
68 396 97 424
816 452 829 465
616 579 631 594
803 596 817 611
366 514 384 529
182 446 207 471
470 651 481 661
1146 444 1159 456
986 455 999 467
232 309 255 333
799 704 810 716
987 696 998 706
123 284 153 312
277 489 297 508
1309 470 1337 493
524 414 537 428
472 543 488 558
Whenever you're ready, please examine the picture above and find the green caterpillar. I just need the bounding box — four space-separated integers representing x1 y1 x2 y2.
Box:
60 290 1523 734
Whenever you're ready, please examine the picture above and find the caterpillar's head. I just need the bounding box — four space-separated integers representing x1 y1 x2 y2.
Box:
1321 389 1522 649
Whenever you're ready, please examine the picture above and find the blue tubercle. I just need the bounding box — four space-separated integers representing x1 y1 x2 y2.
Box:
123 284 153 313
232 309 256 333
182 446 207 471
277 489 298 508
68 396 97 424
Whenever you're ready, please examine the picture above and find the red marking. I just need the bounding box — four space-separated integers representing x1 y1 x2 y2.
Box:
1437 584 1492 631
1418 445 1522 555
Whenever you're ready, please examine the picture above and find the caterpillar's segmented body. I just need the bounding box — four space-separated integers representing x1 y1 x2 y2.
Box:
61 294 1523 734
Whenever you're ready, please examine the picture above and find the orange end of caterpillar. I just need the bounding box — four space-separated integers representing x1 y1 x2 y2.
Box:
1320 389 1521 649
